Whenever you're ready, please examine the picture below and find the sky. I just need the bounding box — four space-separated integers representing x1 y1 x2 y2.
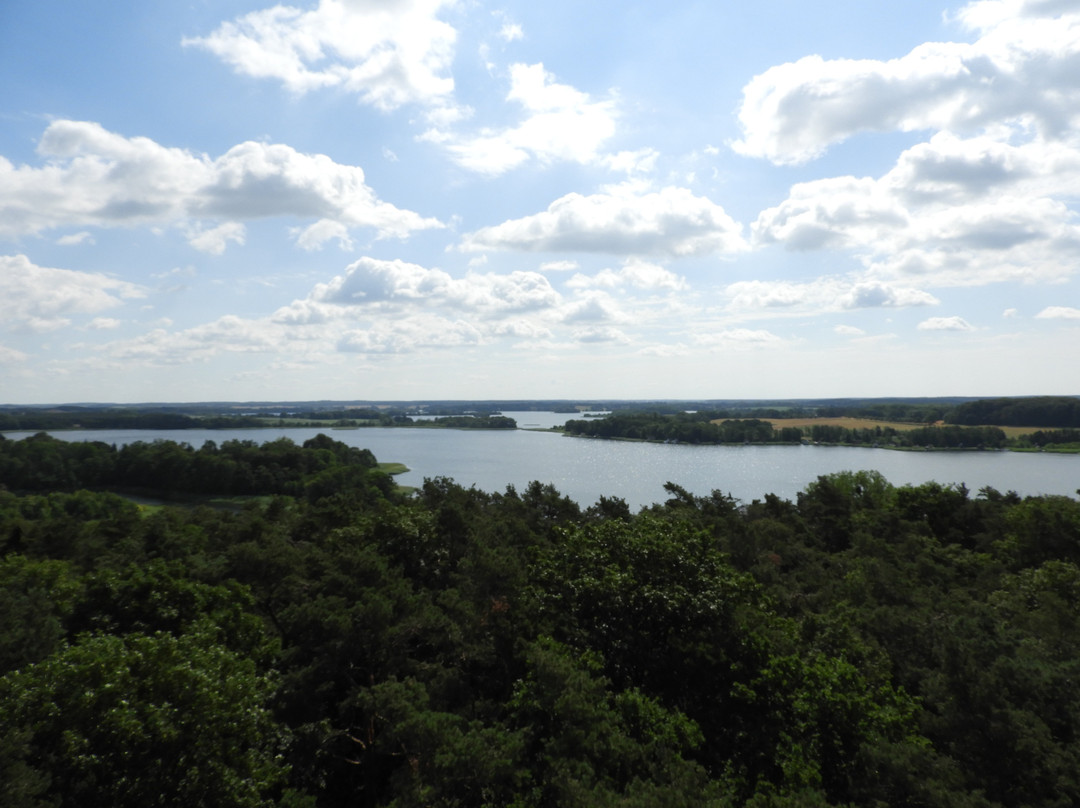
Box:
2 0 1079 404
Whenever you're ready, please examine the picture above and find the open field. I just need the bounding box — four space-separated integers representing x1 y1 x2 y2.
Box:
754 417 1041 438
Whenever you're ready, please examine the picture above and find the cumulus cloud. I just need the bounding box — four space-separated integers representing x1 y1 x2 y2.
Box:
753 135 1080 287
460 184 746 257
1035 305 1080 319
295 219 355 251
490 319 553 340
838 283 939 309
183 0 458 113
0 254 144 333
733 1 1080 165
424 62 618 174
0 120 442 245
559 294 624 324
299 256 561 316
567 259 687 292
918 316 975 331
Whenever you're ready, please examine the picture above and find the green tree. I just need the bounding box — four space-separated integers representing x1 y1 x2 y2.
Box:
0 630 289 808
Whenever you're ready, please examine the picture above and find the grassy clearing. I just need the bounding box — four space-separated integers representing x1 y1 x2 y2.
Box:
122 492 273 513
378 462 409 475
751 417 1043 438
756 417 927 432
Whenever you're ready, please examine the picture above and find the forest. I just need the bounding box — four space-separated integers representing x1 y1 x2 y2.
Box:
2 431 1080 807
562 413 1016 449
562 411 1080 451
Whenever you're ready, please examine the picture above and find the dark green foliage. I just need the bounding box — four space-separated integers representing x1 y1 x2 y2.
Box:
950 396 1080 428
0 631 288 808
3 434 1080 807
0 407 263 431
413 414 517 429
0 432 393 499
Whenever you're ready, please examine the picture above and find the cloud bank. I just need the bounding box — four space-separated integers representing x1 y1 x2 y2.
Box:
0 121 442 249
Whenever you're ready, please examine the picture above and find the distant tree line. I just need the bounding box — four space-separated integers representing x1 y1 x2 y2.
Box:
413 414 517 429
949 396 1080 427
1017 428 1080 448
563 412 1011 449
0 409 264 431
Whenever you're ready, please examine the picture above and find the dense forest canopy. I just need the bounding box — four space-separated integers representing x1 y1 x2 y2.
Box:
949 396 1080 428
2 431 1080 806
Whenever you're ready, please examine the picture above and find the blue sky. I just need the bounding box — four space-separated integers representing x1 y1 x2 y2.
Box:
2 0 1079 404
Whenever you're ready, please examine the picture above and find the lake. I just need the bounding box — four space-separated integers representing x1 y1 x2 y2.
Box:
6 411 1078 509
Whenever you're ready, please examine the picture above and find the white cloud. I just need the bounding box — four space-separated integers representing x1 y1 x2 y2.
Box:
733 1 1080 165
619 258 687 291
834 324 866 336
567 269 621 291
87 317 122 330
753 176 909 251
601 149 660 175
186 221 246 254
461 184 746 257
753 134 1080 287
571 326 630 344
1003 307 1019 317
426 62 618 175
0 254 144 333
282 256 562 319
1035 305 1080 319
638 342 690 357
0 120 442 244
93 315 284 366
887 133 1080 205
338 315 483 354
0 344 28 364
295 219 354 251
183 0 458 113
490 319 553 340
839 283 939 309
499 23 524 43
694 328 786 349
953 0 1078 34
56 231 94 246
539 260 579 272
567 258 686 292
918 316 975 331
560 293 624 324
725 277 938 313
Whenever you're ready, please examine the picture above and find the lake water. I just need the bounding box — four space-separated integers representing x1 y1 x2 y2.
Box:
5 411 1078 510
